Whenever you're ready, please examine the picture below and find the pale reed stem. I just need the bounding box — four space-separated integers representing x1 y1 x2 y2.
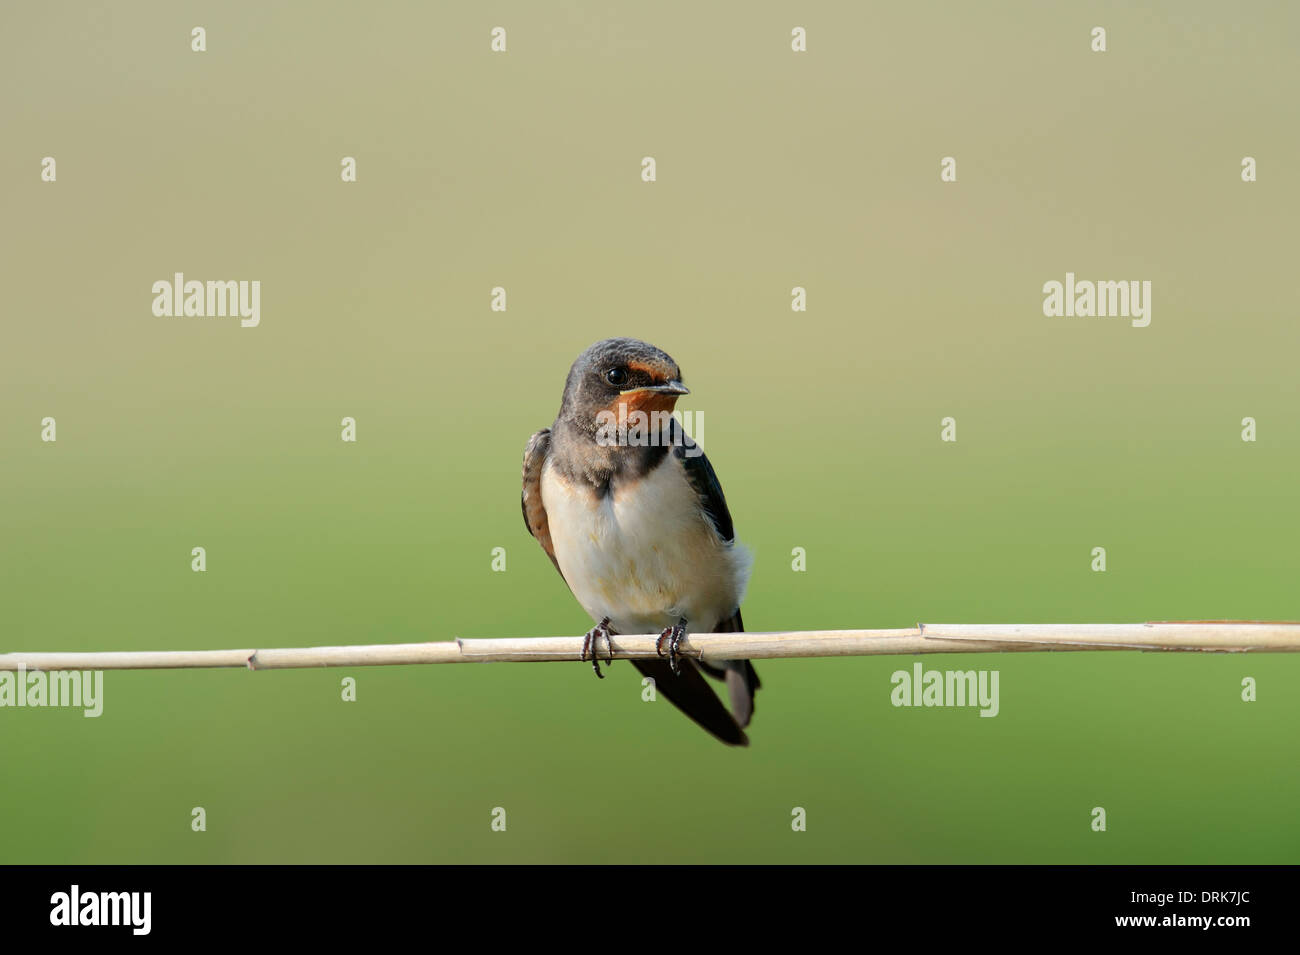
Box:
1 621 1296 671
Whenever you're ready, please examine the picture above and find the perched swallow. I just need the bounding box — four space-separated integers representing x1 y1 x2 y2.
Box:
521 338 760 746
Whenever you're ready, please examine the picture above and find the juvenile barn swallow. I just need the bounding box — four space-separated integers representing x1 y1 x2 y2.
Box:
521 338 760 746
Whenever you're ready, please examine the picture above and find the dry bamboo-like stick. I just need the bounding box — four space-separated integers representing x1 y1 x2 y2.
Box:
1 622 1296 672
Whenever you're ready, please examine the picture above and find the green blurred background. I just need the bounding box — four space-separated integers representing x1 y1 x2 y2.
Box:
2 1 1297 863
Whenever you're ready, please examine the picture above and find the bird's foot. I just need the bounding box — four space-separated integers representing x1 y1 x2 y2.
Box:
581 617 615 679
656 618 688 676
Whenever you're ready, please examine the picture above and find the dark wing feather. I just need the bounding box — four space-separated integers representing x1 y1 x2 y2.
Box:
673 433 734 542
631 658 748 747
670 427 760 730
521 429 562 574
713 609 760 728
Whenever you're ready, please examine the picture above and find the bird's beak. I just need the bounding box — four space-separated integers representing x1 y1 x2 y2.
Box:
621 380 689 397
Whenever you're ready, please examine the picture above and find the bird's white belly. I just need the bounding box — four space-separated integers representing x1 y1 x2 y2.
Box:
541 457 750 635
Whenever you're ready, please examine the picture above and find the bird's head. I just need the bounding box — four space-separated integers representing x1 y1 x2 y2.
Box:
558 337 689 438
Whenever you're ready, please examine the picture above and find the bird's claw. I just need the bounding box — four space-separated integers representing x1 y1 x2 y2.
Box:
656 618 688 676
581 617 615 678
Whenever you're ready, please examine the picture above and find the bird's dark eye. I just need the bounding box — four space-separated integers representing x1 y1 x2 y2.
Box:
605 367 628 386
